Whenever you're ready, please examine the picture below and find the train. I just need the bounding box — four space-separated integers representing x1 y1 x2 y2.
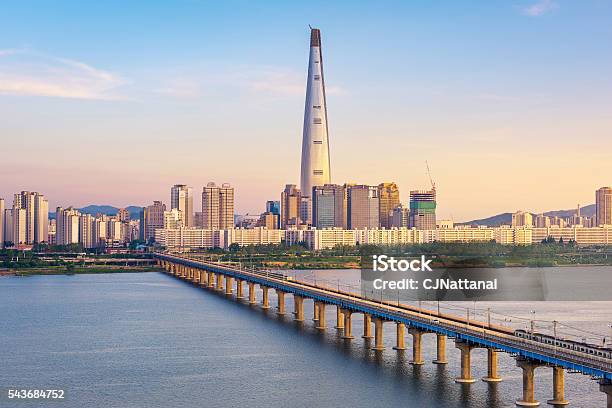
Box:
514 329 612 359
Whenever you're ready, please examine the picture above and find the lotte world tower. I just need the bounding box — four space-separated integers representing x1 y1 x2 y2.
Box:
300 28 331 199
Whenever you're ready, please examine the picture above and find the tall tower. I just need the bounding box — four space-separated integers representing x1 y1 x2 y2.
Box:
300 27 331 200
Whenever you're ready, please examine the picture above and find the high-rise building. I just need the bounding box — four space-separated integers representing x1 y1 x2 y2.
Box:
12 191 48 244
378 183 400 229
257 212 279 230
409 189 436 230
596 187 612 226
79 214 95 248
117 208 130 222
171 184 194 227
266 201 281 228
163 208 184 230
3 209 14 244
141 201 166 242
391 204 410 228
202 182 235 229
281 184 302 229
0 198 4 248
535 214 551 228
47 219 56 245
312 184 344 228
55 207 81 245
512 211 533 228
347 185 379 229
300 28 331 201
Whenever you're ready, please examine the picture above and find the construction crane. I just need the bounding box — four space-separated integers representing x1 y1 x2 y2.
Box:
425 160 436 192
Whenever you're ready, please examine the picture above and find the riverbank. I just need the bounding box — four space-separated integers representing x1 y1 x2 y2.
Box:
1 265 160 276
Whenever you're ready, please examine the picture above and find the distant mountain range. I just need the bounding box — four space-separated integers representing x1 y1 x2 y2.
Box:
460 204 596 227
50 205 143 220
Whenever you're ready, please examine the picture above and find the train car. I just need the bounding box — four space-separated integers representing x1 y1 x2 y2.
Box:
514 329 612 359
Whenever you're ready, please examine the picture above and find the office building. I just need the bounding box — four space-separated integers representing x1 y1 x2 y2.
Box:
378 182 400 228
171 184 194 227
409 189 436 230
347 185 379 229
281 184 302 228
266 201 281 228
390 204 410 228
312 184 344 228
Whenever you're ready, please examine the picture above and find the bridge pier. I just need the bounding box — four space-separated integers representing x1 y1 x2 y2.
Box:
341 309 354 339
225 276 233 296
482 349 502 382
277 290 285 315
372 318 384 351
335 306 344 329
236 280 244 298
362 313 373 339
261 286 270 309
600 381 612 408
546 366 568 406
216 274 224 292
393 322 406 350
294 295 304 321
248 282 256 304
313 302 320 322
455 341 476 383
315 302 326 329
207 271 214 287
408 327 424 364
433 333 448 364
515 358 543 406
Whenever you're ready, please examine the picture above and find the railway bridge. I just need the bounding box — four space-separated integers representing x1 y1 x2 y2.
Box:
154 252 612 407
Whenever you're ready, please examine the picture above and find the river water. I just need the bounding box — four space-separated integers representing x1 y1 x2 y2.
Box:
0 271 609 407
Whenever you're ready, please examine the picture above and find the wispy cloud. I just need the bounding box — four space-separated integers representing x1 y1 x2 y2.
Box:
521 0 559 17
0 50 127 100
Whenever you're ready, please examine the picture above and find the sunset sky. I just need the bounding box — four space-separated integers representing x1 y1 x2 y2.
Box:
1 0 611 221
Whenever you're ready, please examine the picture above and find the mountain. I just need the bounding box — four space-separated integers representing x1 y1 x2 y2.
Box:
460 204 595 227
50 205 143 220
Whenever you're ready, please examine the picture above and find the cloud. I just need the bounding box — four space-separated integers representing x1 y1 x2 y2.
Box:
0 50 127 100
521 0 559 17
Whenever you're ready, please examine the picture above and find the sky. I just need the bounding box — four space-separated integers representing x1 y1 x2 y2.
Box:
1 0 611 221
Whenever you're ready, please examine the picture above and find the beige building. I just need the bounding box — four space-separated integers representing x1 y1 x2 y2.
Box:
437 226 494 243
377 182 400 229
257 212 279 230
79 214 95 248
220 228 283 249
596 187 612 226
0 198 3 248
163 208 184 230
12 191 48 244
304 228 356 250
512 211 533 227
281 184 302 229
141 201 166 242
202 182 235 229
55 207 80 245
155 228 217 250
171 184 194 227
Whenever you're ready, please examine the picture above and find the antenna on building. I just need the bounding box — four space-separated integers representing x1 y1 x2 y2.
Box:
425 161 436 191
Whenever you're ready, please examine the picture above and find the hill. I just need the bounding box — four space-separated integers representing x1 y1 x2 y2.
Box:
461 204 595 227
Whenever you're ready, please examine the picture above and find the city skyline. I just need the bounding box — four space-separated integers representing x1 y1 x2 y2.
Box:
1 1 611 221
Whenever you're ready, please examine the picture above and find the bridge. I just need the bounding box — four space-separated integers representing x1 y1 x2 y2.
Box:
154 252 612 407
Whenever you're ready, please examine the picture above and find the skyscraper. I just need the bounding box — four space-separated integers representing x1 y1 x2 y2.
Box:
170 184 194 227
202 182 235 229
12 191 48 244
378 182 400 228
596 187 612 226
409 189 436 230
300 28 331 200
347 185 380 229
141 201 166 242
312 184 344 228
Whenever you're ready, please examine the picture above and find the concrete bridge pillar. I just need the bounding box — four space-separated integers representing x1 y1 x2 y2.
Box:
216 274 224 291
393 322 406 350
433 333 448 364
600 381 612 408
515 358 543 406
335 306 344 329
200 271 208 287
208 272 214 287
341 309 354 339
236 280 244 299
225 276 233 296
454 341 476 383
277 290 285 315
408 327 424 365
313 302 320 322
182 265 186 278
248 282 256 304
482 349 502 383
362 313 373 339
294 295 304 321
372 318 385 351
546 366 568 406
315 302 326 330
261 286 270 309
